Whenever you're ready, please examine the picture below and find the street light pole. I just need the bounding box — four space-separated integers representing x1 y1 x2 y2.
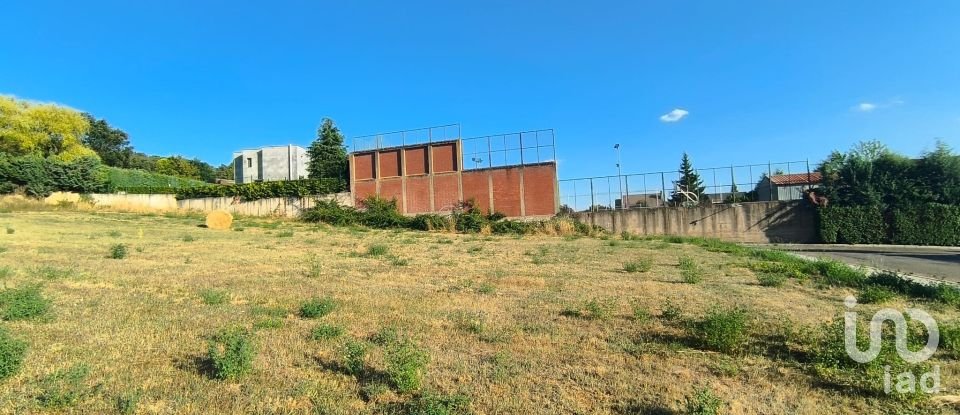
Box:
614 144 623 209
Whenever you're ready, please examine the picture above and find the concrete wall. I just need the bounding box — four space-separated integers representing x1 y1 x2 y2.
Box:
350 140 558 217
43 191 352 218
574 201 816 243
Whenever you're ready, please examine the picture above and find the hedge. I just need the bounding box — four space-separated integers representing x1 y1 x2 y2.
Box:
174 179 345 201
817 205 888 244
102 166 207 193
0 154 108 197
891 204 960 246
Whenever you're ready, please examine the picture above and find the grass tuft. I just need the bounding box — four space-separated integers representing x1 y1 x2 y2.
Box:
199 289 229 306
299 296 336 319
311 324 345 341
623 258 652 273
36 363 91 408
0 327 27 380
0 285 51 321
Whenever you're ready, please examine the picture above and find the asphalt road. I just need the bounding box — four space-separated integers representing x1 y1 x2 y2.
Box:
762 244 960 283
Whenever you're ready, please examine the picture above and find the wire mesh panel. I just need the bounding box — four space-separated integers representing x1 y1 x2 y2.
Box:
559 160 812 212
461 129 556 170
351 124 461 152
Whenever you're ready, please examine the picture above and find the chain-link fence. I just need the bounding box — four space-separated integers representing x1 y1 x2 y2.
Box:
559 160 813 212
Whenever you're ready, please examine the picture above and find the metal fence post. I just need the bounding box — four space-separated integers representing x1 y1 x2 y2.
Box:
660 172 667 206
589 178 595 211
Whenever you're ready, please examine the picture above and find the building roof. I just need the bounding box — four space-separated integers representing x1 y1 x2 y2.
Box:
769 172 822 186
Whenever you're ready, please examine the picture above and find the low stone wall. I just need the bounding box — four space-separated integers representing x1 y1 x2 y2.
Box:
573 201 817 243
43 191 353 217
177 192 353 217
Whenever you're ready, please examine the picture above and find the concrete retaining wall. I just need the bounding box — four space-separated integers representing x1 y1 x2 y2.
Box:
573 201 816 243
43 191 353 217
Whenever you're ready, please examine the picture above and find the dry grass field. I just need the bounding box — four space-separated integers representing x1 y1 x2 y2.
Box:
0 205 958 414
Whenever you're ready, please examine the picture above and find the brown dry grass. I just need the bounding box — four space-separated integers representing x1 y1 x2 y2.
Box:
0 208 957 414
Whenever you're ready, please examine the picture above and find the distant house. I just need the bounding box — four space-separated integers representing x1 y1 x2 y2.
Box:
615 193 664 209
756 172 822 201
232 145 309 184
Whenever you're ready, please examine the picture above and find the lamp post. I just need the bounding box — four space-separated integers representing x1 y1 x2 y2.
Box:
471 157 483 169
614 144 623 209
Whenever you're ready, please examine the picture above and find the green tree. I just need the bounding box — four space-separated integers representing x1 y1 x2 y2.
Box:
214 163 234 181
670 153 709 205
154 156 201 179
0 95 96 161
307 118 348 181
188 158 216 182
81 114 133 167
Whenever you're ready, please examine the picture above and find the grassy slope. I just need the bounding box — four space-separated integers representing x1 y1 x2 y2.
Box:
0 209 956 414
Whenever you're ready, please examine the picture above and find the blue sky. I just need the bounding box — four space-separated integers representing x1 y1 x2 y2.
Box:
2 0 958 180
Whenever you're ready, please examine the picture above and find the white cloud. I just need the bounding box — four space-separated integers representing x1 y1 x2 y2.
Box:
659 108 689 123
853 98 904 113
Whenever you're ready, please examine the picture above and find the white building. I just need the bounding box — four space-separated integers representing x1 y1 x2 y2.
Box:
232 145 309 184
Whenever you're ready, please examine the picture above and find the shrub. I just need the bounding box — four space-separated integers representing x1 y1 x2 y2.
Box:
940 321 960 358
341 340 368 376
858 285 896 304
360 197 411 229
36 363 91 408
756 272 786 287
682 387 724 415
207 327 255 380
109 243 128 259
311 324 345 341
4 227 12 235
299 296 336 319
0 154 107 197
301 199 359 226
562 297 617 321
451 201 486 233
384 339 430 393
410 214 449 231
199 289 229 306
490 220 533 235
660 300 683 321
623 258 652 273
695 307 749 354
0 327 27 380
0 285 51 321
182 235 196 242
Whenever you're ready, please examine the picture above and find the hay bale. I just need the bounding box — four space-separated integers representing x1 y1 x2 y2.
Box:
206 210 233 230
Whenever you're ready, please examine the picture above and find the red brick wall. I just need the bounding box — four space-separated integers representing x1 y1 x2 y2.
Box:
404 147 428 175
354 153 375 180
405 176 431 213
379 178 403 211
353 180 376 205
432 143 458 173
491 168 522 217
461 171 491 214
378 150 401 177
433 174 460 212
522 164 557 216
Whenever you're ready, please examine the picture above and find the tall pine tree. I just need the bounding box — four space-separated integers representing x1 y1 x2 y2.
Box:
670 152 709 205
307 118 348 182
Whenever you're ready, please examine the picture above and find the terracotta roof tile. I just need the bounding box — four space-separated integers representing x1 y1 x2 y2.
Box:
769 172 822 186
